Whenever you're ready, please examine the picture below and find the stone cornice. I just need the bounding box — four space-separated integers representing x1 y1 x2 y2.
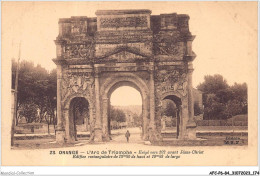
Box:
183 52 197 62
54 39 66 45
96 46 151 60
96 9 152 16
52 58 67 65
182 35 196 41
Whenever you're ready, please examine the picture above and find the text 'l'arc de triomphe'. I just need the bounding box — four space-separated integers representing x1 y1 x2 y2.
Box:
53 9 197 143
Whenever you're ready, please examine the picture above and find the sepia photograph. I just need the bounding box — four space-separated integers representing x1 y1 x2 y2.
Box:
1 1 258 171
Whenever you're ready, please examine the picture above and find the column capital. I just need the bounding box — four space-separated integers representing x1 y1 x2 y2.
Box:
188 68 194 74
183 35 196 42
149 69 155 76
94 71 99 78
54 39 66 45
94 68 100 78
148 62 155 72
102 98 109 103
183 54 196 62
53 58 67 65
187 62 194 73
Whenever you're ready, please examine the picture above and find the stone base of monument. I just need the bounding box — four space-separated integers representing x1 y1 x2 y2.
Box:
154 137 208 146
56 130 65 144
94 128 103 142
185 127 197 140
102 135 110 142
185 119 197 140
144 141 152 145
147 128 163 143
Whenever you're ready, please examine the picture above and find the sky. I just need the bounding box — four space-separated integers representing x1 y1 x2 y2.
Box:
110 86 142 106
2 1 257 106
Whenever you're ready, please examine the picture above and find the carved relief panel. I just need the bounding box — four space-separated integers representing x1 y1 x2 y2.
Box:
64 42 94 59
153 31 184 59
155 65 188 98
71 20 88 34
61 71 95 107
100 16 148 29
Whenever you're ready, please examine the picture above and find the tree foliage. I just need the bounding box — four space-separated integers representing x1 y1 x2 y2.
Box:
162 100 177 118
194 102 203 116
197 74 247 120
197 74 229 94
110 106 126 122
18 101 38 123
132 113 142 126
12 60 57 125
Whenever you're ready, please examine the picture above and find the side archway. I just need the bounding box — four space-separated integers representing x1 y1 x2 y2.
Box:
64 96 90 143
161 93 182 139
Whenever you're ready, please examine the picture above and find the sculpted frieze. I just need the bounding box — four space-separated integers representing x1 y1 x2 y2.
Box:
95 30 152 44
71 20 88 34
153 31 184 56
154 42 183 56
100 16 148 29
154 31 180 43
64 43 94 59
62 72 94 102
155 69 188 97
95 45 151 63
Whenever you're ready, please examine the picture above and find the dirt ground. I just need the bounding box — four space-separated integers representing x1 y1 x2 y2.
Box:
12 127 248 150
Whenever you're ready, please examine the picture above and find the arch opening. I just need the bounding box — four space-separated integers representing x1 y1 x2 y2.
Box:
161 95 182 139
68 97 89 141
106 82 145 143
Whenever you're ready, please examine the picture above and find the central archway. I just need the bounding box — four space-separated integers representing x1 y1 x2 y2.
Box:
100 73 150 141
108 86 143 142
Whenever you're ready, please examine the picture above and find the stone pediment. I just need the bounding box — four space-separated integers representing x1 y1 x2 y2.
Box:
96 46 150 61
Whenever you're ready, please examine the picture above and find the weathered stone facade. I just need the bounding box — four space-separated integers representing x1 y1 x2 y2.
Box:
53 10 197 143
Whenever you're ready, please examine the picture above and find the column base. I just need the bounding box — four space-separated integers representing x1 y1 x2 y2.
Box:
94 128 103 142
103 134 110 142
142 133 149 141
185 118 197 140
185 127 197 140
148 127 162 143
56 129 65 144
186 118 197 128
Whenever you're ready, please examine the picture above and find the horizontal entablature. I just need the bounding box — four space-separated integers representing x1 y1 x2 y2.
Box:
156 61 184 66
95 9 152 15
69 65 93 69
57 10 191 38
94 62 154 72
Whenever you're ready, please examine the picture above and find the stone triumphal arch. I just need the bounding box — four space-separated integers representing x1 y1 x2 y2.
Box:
53 10 197 143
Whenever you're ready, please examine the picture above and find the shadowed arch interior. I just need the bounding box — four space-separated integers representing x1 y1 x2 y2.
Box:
163 95 182 139
163 95 182 106
69 97 89 141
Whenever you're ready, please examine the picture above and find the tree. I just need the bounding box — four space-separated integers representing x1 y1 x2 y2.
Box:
203 95 227 120
230 82 248 114
12 60 36 124
194 102 203 116
132 113 142 126
110 107 126 122
45 69 57 129
162 100 177 118
197 74 248 120
197 74 229 94
19 101 38 123
12 60 57 126
225 99 242 118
